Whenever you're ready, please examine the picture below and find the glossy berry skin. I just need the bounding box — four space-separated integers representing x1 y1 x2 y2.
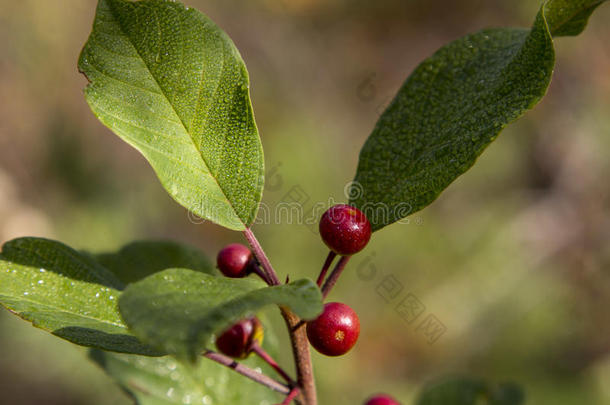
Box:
364 394 401 405
319 204 371 255
216 243 253 278
306 302 360 356
215 317 263 359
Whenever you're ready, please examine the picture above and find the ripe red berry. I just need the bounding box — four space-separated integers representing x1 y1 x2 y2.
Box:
216 243 254 278
306 302 360 356
215 317 264 359
319 204 371 255
364 394 401 405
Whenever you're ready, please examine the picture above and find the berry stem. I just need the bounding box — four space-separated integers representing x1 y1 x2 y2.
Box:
280 307 317 405
243 228 316 403
278 387 301 405
243 228 281 285
250 261 272 284
202 350 290 395
321 256 351 299
252 342 296 385
316 251 337 287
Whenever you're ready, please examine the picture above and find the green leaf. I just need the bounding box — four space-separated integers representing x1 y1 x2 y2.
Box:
416 377 525 405
0 238 160 355
94 240 215 284
79 0 264 231
350 0 606 231
3 237 124 289
90 350 281 405
119 269 323 360
545 0 606 36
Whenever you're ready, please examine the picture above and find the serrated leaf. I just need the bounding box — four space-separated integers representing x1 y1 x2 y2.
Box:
79 0 264 231
90 350 281 405
350 0 606 231
0 238 159 355
119 269 323 360
94 240 215 284
416 377 525 405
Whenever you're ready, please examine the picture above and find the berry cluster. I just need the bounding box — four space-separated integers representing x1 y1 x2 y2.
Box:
214 205 400 404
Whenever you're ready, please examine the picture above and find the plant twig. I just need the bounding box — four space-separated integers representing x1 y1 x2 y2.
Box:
316 251 337 287
321 256 351 299
280 307 317 405
243 228 281 285
278 387 301 405
202 350 290 395
252 342 296 385
243 228 316 403
250 260 272 285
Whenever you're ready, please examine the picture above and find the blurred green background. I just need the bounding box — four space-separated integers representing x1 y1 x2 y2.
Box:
1 0 609 404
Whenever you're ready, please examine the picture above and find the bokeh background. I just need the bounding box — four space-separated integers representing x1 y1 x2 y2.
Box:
1 0 609 404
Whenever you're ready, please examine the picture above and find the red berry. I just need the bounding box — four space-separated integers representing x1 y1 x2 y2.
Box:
217 243 254 278
364 394 401 405
306 302 360 356
215 317 264 359
319 204 371 255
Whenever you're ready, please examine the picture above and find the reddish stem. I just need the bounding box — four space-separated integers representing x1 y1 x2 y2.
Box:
243 228 317 404
321 256 351 299
278 387 301 405
316 251 337 287
281 307 317 405
243 228 281 285
252 343 296 385
202 350 289 394
250 260 272 285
